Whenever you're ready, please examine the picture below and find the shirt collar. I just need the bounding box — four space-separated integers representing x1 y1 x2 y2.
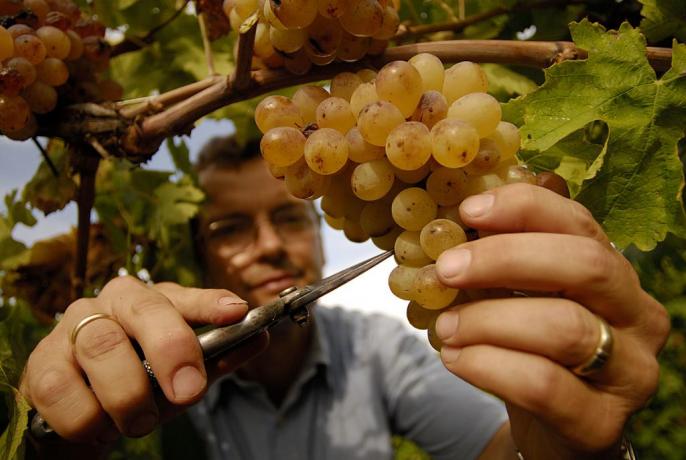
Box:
204 306 333 410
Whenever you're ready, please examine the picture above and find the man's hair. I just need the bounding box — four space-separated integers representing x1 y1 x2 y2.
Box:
194 135 262 173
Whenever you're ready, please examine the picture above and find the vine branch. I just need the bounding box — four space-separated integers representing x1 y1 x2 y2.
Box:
71 152 100 301
234 20 258 91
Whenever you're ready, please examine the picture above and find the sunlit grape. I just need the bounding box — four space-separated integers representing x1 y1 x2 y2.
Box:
442 61 488 104
447 92 502 138
359 199 395 237
339 0 383 37
406 301 440 330
269 26 306 53
336 32 370 63
346 127 385 163
464 139 501 175
410 90 448 129
391 187 437 231
502 164 537 185
388 265 419 301
292 85 329 124
14 34 47 64
489 121 520 160
414 264 457 309
356 68 376 82
255 95 304 133
393 162 431 184
330 72 362 102
253 23 275 58
375 60 422 117
426 167 468 206
420 219 467 260
349 81 378 119
304 127 349 175
373 5 399 40
350 158 395 201
260 127 306 167
430 119 480 168
316 96 356 133
357 100 404 147
285 158 330 199
36 57 69 86
270 0 318 29
36 26 71 59
394 231 432 267
409 53 445 92
385 121 432 171
0 26 13 61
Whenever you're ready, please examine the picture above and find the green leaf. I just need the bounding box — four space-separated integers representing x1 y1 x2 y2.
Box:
0 386 30 460
153 180 204 229
21 141 77 216
639 0 686 43
512 20 686 250
165 138 193 178
482 64 538 102
2 191 35 230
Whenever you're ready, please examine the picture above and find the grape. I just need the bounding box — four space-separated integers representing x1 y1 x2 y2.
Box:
269 26 306 53
270 0 318 29
350 158 395 201
447 92 502 138
359 199 395 237
0 0 22 15
0 26 13 61
306 14 342 56
8 25 34 39
282 48 312 75
349 81 378 119
0 67 23 96
263 0 286 30
268 162 287 180
393 162 430 184
406 300 440 330
99 79 124 101
318 0 347 18
391 187 437 231
502 164 537 185
373 5 399 40
409 53 445 92
0 95 30 132
489 121 520 160
255 95 304 133
464 139 501 175
3 112 37 140
342 191 365 221
394 231 432 267
253 23 275 58
356 100 404 147
303 43 336 66
427 320 443 351
442 61 488 104
65 29 83 60
430 119 480 168
426 167 468 206
536 171 570 198
343 219 369 242
464 173 504 196
375 60 422 118
346 127 385 163
388 265 419 301
260 127 306 167
414 264 457 309
228 8 243 30
222 0 235 17
316 97 356 133
420 218 467 260
385 121 432 171
436 205 467 228
304 127 349 175
356 68 376 82
285 158 330 199
36 26 71 59
367 38 388 56
410 90 448 129
14 34 47 64
234 0 259 18
339 0 383 37
336 32 370 62
324 213 344 230
36 57 69 86
371 226 402 250
82 36 110 70
330 72 362 102
21 80 57 113
292 85 329 124
320 174 349 217
46 0 80 21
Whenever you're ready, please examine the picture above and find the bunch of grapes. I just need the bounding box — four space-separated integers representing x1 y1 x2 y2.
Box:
223 0 399 74
0 0 121 140
255 53 559 350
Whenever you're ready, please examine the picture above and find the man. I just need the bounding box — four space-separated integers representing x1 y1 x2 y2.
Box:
21 135 669 459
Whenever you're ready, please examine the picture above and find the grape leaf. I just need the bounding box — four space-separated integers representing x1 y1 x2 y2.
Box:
165 138 193 178
639 0 686 43
0 386 30 460
21 140 77 216
511 20 686 250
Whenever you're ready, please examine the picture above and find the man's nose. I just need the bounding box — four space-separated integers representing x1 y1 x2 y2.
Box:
253 219 284 256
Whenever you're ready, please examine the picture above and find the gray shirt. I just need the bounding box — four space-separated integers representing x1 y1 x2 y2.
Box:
188 306 507 460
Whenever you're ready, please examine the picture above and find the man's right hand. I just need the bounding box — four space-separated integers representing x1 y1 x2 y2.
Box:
20 276 269 445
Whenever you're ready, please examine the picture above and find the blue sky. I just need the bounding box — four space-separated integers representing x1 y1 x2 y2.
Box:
0 120 414 333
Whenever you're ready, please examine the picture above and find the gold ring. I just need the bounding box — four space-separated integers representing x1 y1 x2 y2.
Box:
70 313 119 346
571 315 614 376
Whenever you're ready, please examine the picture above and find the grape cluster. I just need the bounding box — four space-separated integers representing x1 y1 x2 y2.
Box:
255 54 550 350
0 0 120 140
223 0 399 74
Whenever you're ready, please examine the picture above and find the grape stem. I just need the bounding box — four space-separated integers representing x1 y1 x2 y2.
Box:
234 22 258 92
197 11 217 76
71 152 99 302
31 137 58 178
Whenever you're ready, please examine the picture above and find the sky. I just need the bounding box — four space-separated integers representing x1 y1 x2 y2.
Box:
0 120 416 335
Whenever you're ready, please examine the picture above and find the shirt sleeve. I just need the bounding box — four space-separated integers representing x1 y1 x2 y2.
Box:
368 314 508 460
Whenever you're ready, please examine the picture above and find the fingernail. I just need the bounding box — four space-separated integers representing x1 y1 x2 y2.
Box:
173 366 205 400
128 412 158 437
436 248 471 279
461 193 494 218
97 425 121 444
218 296 248 306
441 346 462 364
435 313 459 341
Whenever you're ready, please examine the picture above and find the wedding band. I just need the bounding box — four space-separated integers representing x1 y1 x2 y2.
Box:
571 316 614 376
70 313 119 346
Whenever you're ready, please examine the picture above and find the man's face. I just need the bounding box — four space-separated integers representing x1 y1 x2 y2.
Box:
198 158 324 307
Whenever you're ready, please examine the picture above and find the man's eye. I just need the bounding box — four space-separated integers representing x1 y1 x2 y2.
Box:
209 221 251 237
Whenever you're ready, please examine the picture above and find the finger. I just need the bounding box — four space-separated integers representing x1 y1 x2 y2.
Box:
62 300 159 438
206 331 270 383
98 276 206 405
152 282 248 326
458 184 611 246
440 344 626 452
22 330 119 443
435 233 641 324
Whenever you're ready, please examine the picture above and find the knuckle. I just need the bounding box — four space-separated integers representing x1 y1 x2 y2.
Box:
570 201 603 240
76 323 128 361
30 368 74 410
102 275 143 296
64 298 97 318
557 303 598 363
524 363 561 411
148 326 199 361
129 297 168 317
578 240 615 286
